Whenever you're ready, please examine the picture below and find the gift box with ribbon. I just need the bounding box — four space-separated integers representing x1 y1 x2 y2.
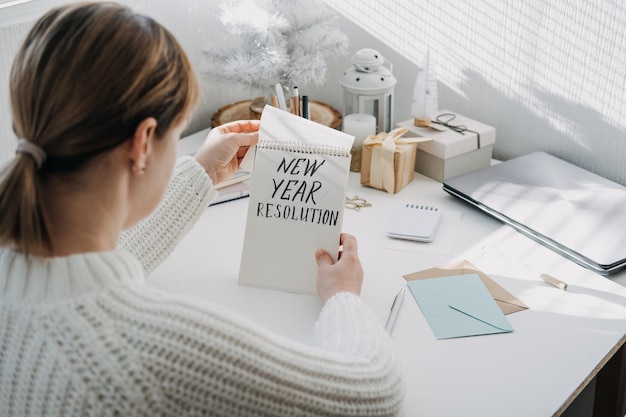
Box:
396 111 496 182
360 128 432 194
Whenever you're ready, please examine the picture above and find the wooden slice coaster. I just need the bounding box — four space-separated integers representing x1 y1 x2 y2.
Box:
211 98 342 130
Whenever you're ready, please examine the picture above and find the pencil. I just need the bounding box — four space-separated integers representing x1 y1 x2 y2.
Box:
293 86 300 116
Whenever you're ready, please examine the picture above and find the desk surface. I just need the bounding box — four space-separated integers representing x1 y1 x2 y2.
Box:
151 130 626 416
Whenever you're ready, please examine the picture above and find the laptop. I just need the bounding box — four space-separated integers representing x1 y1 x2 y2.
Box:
443 151 626 275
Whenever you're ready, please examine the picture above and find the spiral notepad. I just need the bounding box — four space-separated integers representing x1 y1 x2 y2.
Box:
239 106 355 294
387 203 442 242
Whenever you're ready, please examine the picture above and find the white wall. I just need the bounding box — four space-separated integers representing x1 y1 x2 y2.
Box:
2 0 626 190
326 0 626 185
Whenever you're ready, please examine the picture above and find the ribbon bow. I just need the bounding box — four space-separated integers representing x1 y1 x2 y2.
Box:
363 128 431 194
431 113 482 148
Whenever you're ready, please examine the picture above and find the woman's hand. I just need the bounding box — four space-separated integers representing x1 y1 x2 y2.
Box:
194 120 260 185
315 233 364 303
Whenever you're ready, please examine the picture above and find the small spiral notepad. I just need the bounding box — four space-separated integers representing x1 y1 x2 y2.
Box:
387 203 442 242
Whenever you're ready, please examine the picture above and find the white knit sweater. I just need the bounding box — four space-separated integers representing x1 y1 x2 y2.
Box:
0 157 403 416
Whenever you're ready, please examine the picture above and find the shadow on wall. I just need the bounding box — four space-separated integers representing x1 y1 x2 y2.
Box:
272 10 626 186
440 69 626 185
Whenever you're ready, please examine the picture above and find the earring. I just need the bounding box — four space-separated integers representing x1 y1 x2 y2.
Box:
130 161 146 173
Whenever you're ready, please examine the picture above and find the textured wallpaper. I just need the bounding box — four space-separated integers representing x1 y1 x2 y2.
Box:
327 0 626 184
2 0 626 186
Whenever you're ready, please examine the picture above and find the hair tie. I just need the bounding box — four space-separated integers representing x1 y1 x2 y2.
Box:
16 138 47 169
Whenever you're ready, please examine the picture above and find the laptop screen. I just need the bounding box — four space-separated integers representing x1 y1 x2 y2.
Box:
443 151 626 275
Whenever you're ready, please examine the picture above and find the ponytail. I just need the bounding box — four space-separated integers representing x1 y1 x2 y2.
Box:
0 155 50 255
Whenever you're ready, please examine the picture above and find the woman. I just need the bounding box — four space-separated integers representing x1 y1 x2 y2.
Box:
0 2 403 416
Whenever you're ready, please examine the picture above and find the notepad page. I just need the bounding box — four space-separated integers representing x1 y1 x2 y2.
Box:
238 106 354 294
387 204 442 242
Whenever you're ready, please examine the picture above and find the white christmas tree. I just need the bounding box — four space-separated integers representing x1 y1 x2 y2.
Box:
202 0 349 94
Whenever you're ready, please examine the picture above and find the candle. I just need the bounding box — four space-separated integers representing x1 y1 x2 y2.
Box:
343 113 376 172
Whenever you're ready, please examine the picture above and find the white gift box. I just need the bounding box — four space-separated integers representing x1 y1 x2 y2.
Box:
396 111 496 182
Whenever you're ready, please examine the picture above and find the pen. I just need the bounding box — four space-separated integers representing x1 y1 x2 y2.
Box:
540 273 568 291
384 288 405 333
302 95 309 119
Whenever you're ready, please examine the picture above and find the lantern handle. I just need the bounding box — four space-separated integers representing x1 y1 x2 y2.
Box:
353 59 393 74
352 48 393 74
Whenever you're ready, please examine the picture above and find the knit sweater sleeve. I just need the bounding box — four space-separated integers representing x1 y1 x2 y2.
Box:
117 156 216 274
111 288 404 417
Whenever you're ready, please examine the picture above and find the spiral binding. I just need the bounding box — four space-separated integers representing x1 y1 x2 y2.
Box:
404 203 438 211
258 139 350 158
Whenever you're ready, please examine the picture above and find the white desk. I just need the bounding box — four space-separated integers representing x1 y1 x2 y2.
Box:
150 130 626 417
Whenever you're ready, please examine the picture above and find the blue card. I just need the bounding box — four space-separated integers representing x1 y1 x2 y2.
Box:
407 274 514 339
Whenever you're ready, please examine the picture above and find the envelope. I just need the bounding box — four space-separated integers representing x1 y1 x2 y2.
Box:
403 260 528 315
407 274 514 339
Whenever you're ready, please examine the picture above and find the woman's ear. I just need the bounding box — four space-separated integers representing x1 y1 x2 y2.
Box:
128 117 157 173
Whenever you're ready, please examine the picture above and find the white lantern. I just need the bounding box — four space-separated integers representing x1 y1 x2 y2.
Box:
340 48 397 133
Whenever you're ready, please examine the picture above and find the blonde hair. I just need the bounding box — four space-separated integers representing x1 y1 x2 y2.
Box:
0 2 199 255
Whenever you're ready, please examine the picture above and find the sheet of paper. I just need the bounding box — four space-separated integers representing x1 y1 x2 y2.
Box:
407 274 514 339
238 106 354 294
